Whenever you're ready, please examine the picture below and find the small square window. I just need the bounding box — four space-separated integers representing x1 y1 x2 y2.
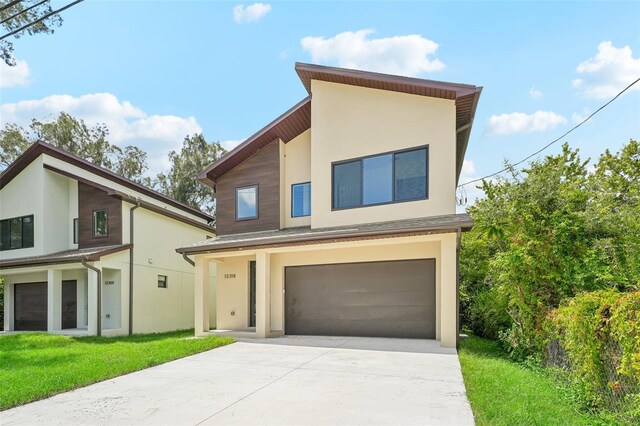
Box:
236 185 258 220
158 275 168 288
92 209 108 237
291 182 311 217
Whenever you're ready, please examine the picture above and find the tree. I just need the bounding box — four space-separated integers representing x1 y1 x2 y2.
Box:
460 142 640 358
154 133 226 215
0 112 149 182
1 0 63 66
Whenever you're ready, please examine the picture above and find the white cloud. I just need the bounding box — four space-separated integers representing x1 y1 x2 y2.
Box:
300 29 445 77
461 159 475 176
220 139 244 151
571 107 592 124
572 41 640 99
486 111 567 136
233 3 271 23
529 86 543 99
0 93 201 176
0 59 30 88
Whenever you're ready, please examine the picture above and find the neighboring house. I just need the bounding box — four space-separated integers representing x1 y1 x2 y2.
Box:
0 141 216 336
177 63 482 348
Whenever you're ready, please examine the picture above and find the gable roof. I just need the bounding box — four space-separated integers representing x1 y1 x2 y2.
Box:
198 62 482 186
0 140 213 222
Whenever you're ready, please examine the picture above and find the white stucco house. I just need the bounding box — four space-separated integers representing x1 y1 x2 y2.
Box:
0 141 216 336
178 63 482 348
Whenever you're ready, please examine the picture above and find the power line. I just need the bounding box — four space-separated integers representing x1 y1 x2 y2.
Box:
1 0 48 26
459 76 640 188
0 0 84 42
0 1 23 14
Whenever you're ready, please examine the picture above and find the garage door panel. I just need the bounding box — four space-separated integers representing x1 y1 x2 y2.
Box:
285 259 436 339
14 282 47 331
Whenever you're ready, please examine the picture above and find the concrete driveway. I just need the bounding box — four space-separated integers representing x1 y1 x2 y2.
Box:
1 336 474 425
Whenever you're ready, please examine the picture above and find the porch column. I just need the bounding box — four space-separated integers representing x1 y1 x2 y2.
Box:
194 256 210 336
440 233 458 348
47 269 62 332
255 251 271 338
87 267 100 335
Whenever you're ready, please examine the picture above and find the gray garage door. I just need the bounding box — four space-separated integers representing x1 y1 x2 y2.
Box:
285 259 436 339
14 282 47 331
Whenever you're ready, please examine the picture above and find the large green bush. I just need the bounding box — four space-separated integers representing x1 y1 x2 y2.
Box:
545 290 640 422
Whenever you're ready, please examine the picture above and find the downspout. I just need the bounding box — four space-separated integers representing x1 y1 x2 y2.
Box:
81 259 102 337
129 199 141 336
181 252 195 267
456 227 462 350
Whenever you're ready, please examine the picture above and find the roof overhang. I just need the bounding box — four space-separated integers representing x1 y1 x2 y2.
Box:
0 244 131 270
177 214 473 255
198 63 482 187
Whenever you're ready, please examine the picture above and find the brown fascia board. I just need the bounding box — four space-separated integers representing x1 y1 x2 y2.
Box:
177 221 473 255
0 141 213 222
455 86 483 183
197 96 312 187
43 164 215 233
0 244 132 269
294 62 480 98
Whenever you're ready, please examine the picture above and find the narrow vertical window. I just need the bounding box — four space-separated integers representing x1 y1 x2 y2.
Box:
291 182 311 217
333 161 362 209
363 154 393 205
73 218 79 244
21 216 34 248
92 209 108 237
236 185 258 220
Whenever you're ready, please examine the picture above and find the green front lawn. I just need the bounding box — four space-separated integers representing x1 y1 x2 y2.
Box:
459 334 605 425
0 330 234 410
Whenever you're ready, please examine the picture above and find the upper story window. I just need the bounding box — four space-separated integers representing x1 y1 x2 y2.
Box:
0 215 34 251
92 209 108 237
332 146 428 210
73 218 79 244
291 182 311 217
236 185 258 220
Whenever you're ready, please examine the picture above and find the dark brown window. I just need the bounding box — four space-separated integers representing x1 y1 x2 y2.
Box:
332 146 428 210
0 215 34 251
236 185 258 220
158 275 168 288
92 209 108 237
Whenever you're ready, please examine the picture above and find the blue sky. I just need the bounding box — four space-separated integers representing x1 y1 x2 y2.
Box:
1 1 639 207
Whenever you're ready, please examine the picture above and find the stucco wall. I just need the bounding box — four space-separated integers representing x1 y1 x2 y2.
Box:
309 80 457 229
282 130 312 228
0 158 44 259
43 169 72 254
216 255 254 330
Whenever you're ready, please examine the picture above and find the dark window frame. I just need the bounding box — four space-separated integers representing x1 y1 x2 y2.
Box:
291 181 311 218
331 145 429 211
92 209 108 238
235 184 259 221
0 214 34 251
73 218 79 244
158 275 168 289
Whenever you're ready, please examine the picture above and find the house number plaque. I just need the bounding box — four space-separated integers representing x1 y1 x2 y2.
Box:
224 273 236 279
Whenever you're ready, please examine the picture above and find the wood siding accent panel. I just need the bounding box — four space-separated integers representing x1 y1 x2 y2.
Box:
78 182 122 248
215 141 280 235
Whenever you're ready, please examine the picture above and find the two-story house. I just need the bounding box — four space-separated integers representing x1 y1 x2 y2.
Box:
0 141 217 336
177 63 481 348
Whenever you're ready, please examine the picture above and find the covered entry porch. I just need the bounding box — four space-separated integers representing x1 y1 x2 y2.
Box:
1 245 131 336
188 229 461 348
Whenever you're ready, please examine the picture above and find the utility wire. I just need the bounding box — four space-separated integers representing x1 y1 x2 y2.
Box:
459 76 640 188
0 0 83 41
1 0 48 26
0 0 23 14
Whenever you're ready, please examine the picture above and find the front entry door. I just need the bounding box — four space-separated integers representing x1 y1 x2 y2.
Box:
249 261 256 327
61 280 77 329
